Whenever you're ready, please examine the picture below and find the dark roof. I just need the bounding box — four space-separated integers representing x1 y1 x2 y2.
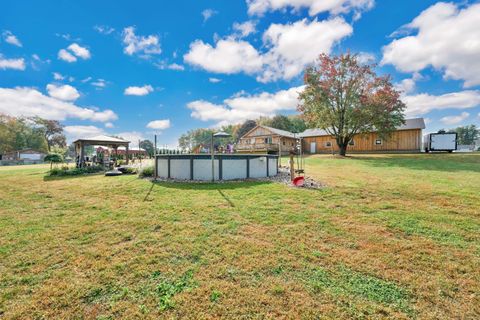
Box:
299 118 426 138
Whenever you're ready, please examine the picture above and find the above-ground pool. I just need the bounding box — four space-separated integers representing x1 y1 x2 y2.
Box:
155 154 278 181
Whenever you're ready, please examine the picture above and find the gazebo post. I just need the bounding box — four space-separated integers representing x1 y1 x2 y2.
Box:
80 142 85 168
126 144 129 165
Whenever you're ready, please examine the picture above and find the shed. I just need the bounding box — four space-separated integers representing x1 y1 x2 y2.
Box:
73 135 130 167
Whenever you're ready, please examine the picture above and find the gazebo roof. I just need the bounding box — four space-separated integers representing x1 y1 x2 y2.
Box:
73 135 130 145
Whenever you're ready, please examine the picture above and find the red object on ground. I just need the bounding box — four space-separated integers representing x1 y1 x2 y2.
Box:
292 176 305 187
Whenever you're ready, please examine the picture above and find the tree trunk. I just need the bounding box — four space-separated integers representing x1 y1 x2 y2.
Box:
338 143 348 156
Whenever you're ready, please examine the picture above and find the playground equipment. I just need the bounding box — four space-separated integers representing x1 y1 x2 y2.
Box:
290 137 305 187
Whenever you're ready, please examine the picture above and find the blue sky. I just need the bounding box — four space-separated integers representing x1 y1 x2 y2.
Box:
1 0 479 147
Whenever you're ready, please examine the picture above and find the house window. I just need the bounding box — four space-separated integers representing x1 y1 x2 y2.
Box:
282 141 286 145
375 139 382 145
325 141 332 147
264 137 272 144
349 139 355 146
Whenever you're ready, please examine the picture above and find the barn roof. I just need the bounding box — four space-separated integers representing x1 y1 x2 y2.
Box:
262 126 297 138
299 118 426 138
241 125 297 139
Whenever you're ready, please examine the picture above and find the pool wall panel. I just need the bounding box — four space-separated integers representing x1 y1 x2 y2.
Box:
222 159 247 180
193 159 219 180
157 159 168 178
170 159 190 180
249 156 267 178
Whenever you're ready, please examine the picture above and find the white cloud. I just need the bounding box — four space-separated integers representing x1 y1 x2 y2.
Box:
209 77 222 83
246 0 374 17
146 119 171 130
233 21 257 38
53 72 65 80
105 122 114 128
184 38 263 75
64 125 106 142
58 43 91 62
184 18 352 82
395 72 423 95
67 43 91 59
440 112 470 125
91 79 107 89
356 52 375 64
81 77 92 83
402 90 480 117
116 131 146 148
154 61 185 71
382 2 480 88
94 25 115 35
58 49 77 62
202 9 217 22
0 55 25 70
3 31 22 47
46 84 80 101
0 87 117 122
122 26 161 57
259 18 353 82
124 85 154 96
187 86 304 126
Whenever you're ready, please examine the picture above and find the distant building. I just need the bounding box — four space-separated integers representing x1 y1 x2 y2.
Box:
300 118 426 154
236 125 299 155
236 118 426 155
0 149 46 161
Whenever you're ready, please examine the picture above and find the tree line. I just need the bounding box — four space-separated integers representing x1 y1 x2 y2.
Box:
0 114 67 155
177 115 307 150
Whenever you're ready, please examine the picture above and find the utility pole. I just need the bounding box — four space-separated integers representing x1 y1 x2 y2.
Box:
154 134 157 180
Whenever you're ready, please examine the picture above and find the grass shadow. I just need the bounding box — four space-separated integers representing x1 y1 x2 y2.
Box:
217 189 235 207
150 179 273 191
43 172 106 181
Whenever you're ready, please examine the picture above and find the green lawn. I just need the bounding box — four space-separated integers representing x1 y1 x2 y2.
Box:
1 154 479 319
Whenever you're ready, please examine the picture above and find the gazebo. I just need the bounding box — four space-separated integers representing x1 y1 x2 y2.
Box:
73 135 130 167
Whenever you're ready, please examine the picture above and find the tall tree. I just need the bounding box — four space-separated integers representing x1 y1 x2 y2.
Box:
298 53 406 156
139 140 155 157
288 115 307 133
265 115 292 131
32 117 66 151
235 120 257 141
448 125 479 145
0 114 48 153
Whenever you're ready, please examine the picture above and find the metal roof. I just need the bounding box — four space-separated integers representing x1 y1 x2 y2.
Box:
299 118 426 137
73 135 130 144
261 126 297 138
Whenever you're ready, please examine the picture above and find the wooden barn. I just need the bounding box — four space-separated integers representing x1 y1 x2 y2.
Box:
300 118 426 154
236 125 299 155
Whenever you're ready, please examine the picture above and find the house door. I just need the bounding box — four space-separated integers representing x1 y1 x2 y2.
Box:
310 142 316 154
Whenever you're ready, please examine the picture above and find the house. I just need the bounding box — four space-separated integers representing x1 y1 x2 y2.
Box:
301 118 426 154
236 125 299 155
0 149 46 161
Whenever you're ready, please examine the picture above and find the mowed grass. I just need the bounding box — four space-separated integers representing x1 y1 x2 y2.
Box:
0 153 479 319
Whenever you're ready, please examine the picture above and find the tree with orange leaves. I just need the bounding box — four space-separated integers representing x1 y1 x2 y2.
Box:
298 53 406 156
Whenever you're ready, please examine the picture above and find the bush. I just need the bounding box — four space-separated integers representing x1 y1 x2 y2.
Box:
49 165 104 176
140 166 155 177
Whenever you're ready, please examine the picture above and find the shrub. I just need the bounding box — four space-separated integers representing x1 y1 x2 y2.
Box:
49 165 104 176
140 166 155 177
